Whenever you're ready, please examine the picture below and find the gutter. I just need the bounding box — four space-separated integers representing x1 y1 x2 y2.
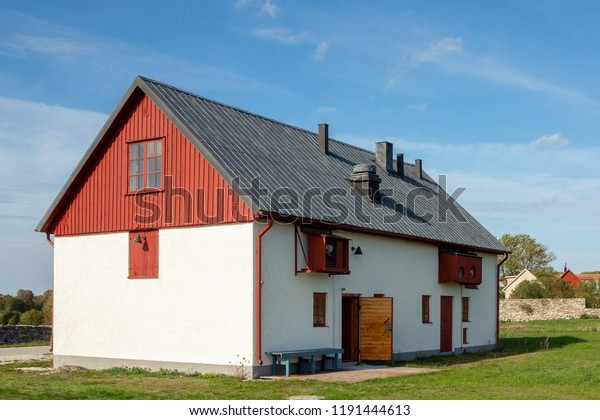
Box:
496 253 509 347
255 212 273 366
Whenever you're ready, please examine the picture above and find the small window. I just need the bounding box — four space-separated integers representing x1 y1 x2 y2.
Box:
462 297 469 322
129 230 159 278
463 328 468 344
325 237 338 267
313 293 327 327
129 139 162 192
422 295 431 324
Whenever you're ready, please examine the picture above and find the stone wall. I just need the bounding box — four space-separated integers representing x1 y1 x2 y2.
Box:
500 298 600 322
0 325 52 345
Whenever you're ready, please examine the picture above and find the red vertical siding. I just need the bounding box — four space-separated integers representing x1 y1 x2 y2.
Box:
50 93 253 236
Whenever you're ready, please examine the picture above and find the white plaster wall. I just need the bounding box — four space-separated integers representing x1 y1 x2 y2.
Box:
260 224 499 360
259 222 337 356
54 223 254 367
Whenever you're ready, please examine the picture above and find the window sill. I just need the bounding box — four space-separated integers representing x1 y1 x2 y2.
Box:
126 188 164 196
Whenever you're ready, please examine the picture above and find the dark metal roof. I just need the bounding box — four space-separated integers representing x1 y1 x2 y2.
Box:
38 76 508 253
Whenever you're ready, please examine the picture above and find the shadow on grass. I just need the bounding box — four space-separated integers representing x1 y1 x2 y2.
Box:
389 335 586 368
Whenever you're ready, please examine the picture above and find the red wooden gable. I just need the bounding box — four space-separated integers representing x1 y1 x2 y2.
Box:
48 91 253 236
560 270 581 288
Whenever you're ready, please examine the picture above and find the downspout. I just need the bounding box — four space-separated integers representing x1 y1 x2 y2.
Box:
255 212 273 366
46 232 54 248
45 232 54 352
496 253 509 347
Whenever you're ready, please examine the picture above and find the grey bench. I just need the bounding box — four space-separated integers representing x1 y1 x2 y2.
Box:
266 348 344 377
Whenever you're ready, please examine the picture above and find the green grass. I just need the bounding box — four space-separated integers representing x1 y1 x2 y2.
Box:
0 319 599 399
0 340 50 348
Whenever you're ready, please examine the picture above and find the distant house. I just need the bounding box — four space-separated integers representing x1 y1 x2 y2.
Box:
502 269 537 298
560 269 581 288
36 76 509 376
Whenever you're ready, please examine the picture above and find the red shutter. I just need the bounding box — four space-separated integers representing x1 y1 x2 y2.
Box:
129 230 159 278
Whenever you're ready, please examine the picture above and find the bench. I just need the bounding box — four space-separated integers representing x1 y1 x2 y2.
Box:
266 348 344 377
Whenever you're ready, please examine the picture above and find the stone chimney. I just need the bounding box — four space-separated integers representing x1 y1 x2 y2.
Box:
318 123 329 154
375 141 393 173
348 164 381 202
415 159 423 179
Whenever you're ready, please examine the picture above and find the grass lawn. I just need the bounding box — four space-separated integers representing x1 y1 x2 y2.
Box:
0 319 599 399
0 340 50 349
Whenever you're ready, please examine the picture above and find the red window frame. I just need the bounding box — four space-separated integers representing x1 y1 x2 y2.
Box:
462 297 470 322
313 292 327 327
129 230 159 279
129 139 163 192
422 295 431 323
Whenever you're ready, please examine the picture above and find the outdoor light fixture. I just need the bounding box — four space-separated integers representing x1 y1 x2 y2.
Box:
351 246 363 255
133 234 146 244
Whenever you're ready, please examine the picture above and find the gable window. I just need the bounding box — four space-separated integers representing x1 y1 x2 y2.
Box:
129 230 159 278
313 292 327 327
129 139 162 192
462 297 470 322
422 295 431 323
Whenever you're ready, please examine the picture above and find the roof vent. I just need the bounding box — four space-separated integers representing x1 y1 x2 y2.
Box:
318 123 329 154
348 164 381 202
415 159 423 179
376 141 393 173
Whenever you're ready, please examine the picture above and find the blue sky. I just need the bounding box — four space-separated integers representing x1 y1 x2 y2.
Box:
1 0 599 294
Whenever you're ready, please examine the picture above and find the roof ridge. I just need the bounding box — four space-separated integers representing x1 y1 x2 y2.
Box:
138 76 419 164
140 76 327 141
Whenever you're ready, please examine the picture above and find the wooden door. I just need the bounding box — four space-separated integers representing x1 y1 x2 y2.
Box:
360 297 393 361
342 295 360 362
440 296 453 353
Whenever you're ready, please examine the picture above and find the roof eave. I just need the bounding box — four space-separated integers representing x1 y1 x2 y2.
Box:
260 211 510 255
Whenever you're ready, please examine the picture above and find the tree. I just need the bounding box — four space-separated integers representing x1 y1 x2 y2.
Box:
499 233 556 279
510 275 573 299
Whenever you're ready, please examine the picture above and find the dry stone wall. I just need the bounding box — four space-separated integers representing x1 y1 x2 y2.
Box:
0 325 52 345
500 298 600 322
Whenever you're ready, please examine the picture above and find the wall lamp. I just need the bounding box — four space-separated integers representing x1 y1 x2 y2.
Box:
133 234 146 244
351 246 363 255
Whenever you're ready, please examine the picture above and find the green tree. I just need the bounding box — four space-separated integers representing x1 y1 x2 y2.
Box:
20 309 43 325
16 289 35 312
499 233 556 279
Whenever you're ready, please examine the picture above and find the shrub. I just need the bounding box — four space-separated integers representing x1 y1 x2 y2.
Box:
19 309 44 325
511 276 574 299
574 281 600 308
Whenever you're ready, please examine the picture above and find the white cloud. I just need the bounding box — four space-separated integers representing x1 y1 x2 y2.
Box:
8 34 93 60
313 41 329 62
252 27 309 44
259 0 280 18
0 96 107 210
414 37 463 65
316 106 336 114
528 133 570 148
253 27 329 62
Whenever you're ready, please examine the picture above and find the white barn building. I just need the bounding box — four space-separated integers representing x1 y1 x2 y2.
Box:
37 76 509 377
